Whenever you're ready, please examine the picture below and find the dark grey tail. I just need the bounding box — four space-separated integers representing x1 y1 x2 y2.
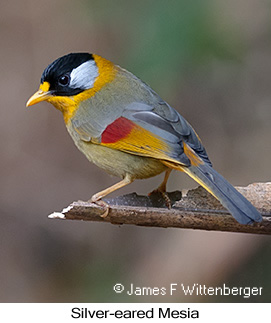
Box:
185 163 262 225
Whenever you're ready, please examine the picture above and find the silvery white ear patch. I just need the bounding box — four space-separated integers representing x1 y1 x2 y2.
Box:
70 60 99 90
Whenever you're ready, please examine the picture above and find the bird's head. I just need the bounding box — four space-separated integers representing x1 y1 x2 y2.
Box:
26 52 115 123
26 52 97 106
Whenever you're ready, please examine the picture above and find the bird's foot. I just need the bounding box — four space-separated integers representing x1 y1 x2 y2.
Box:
89 195 110 218
148 188 171 209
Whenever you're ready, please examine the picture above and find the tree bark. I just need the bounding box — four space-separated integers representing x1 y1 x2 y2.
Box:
48 182 271 235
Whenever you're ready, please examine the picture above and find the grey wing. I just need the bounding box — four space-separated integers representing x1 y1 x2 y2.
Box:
122 97 212 167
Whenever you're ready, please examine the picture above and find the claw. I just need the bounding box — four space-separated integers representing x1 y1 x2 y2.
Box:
89 197 110 218
161 191 171 209
148 188 171 209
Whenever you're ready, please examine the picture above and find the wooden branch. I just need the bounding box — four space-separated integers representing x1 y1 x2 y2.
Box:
48 182 271 235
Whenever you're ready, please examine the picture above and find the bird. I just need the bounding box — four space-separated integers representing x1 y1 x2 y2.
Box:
26 52 262 224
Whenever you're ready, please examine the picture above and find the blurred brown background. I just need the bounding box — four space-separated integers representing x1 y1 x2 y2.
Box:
0 0 270 302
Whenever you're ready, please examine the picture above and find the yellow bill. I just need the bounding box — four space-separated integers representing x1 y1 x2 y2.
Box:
26 82 51 107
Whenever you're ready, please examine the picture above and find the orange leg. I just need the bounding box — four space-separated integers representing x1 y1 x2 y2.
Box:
90 174 134 217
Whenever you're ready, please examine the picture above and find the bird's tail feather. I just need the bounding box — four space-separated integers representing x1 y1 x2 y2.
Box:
162 160 262 225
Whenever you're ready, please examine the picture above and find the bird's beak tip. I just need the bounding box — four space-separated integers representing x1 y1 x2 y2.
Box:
26 89 51 107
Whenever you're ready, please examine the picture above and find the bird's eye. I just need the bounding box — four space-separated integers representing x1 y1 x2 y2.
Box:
58 74 70 86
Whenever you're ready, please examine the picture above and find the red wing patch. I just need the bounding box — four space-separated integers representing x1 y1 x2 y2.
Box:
101 117 135 144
